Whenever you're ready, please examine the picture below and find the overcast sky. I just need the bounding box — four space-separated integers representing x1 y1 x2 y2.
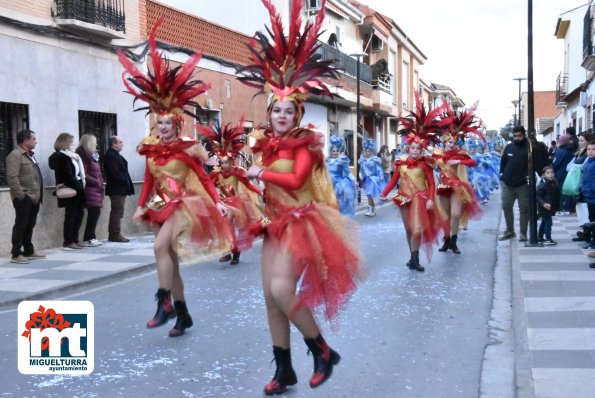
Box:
162 0 586 130
357 0 587 130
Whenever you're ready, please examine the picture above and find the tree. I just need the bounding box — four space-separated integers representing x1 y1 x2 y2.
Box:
499 118 515 141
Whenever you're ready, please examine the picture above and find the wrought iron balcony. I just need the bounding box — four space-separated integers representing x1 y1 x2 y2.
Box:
315 41 372 84
54 0 126 34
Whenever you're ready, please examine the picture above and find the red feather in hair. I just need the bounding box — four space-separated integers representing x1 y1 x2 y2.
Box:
197 117 246 160
398 93 451 147
237 0 339 101
117 16 211 119
440 100 485 143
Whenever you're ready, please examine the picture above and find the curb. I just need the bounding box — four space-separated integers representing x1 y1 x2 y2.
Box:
0 262 157 312
479 210 516 397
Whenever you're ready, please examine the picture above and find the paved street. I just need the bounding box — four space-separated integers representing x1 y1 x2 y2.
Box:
5 195 595 398
0 198 502 397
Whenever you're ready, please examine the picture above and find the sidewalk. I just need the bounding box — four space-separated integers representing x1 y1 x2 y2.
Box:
0 234 157 311
511 214 595 398
0 199 383 311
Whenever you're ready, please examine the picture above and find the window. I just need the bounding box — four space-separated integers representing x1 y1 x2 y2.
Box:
224 80 232 99
305 0 321 11
371 35 384 52
195 106 220 127
0 101 29 186
402 61 410 110
78 110 117 178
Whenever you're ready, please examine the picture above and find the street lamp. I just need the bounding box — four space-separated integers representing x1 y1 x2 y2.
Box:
526 0 539 246
513 77 527 127
512 100 519 128
349 51 367 179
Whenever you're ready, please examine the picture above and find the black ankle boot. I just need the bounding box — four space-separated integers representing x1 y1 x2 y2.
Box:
448 234 461 254
439 236 451 252
168 301 193 337
264 346 297 395
219 253 232 262
147 288 175 328
408 251 424 272
303 335 340 388
230 251 240 265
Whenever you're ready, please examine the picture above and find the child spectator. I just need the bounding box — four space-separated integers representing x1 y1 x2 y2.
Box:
536 166 560 245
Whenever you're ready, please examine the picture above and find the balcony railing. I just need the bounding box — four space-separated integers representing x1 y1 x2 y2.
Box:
372 73 391 94
315 41 372 84
54 0 126 33
556 73 568 105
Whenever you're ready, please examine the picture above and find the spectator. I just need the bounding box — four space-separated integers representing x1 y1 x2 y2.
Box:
552 134 576 215
581 140 595 252
567 132 593 218
378 144 392 183
48 133 86 250
104 136 134 242
530 135 550 174
499 126 529 241
6 129 45 263
547 140 557 163
76 134 104 247
566 126 579 153
536 166 560 245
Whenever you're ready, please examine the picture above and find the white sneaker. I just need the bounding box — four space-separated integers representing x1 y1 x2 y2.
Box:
86 239 103 247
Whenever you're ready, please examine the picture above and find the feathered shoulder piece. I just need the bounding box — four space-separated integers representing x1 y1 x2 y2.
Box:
398 93 451 147
117 17 210 120
441 101 485 143
197 117 246 160
237 0 339 101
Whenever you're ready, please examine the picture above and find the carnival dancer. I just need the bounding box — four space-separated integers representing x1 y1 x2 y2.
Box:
432 103 483 254
380 95 449 271
358 138 386 217
238 0 365 393
198 119 264 265
118 19 234 337
327 135 357 217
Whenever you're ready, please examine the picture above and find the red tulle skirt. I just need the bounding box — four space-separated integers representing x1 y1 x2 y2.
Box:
394 191 448 261
265 203 366 327
437 179 482 224
143 195 234 262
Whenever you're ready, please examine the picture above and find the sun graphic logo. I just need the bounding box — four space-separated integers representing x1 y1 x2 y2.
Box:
18 301 94 375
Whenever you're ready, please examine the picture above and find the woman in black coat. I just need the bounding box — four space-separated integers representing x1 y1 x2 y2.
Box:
48 133 86 250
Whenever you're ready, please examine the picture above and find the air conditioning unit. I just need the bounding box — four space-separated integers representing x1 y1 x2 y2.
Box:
305 0 321 12
580 91 588 107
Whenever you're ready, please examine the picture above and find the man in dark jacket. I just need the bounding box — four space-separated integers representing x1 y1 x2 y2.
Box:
499 126 530 241
6 129 45 263
104 136 134 242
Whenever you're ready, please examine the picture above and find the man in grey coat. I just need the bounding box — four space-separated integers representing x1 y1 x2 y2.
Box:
6 129 45 263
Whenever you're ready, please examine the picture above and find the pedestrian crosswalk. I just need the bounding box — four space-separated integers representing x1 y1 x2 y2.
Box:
517 216 595 398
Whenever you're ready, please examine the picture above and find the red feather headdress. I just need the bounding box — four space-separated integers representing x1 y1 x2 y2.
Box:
197 117 246 160
398 93 451 148
237 0 339 103
440 101 485 143
117 17 210 125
